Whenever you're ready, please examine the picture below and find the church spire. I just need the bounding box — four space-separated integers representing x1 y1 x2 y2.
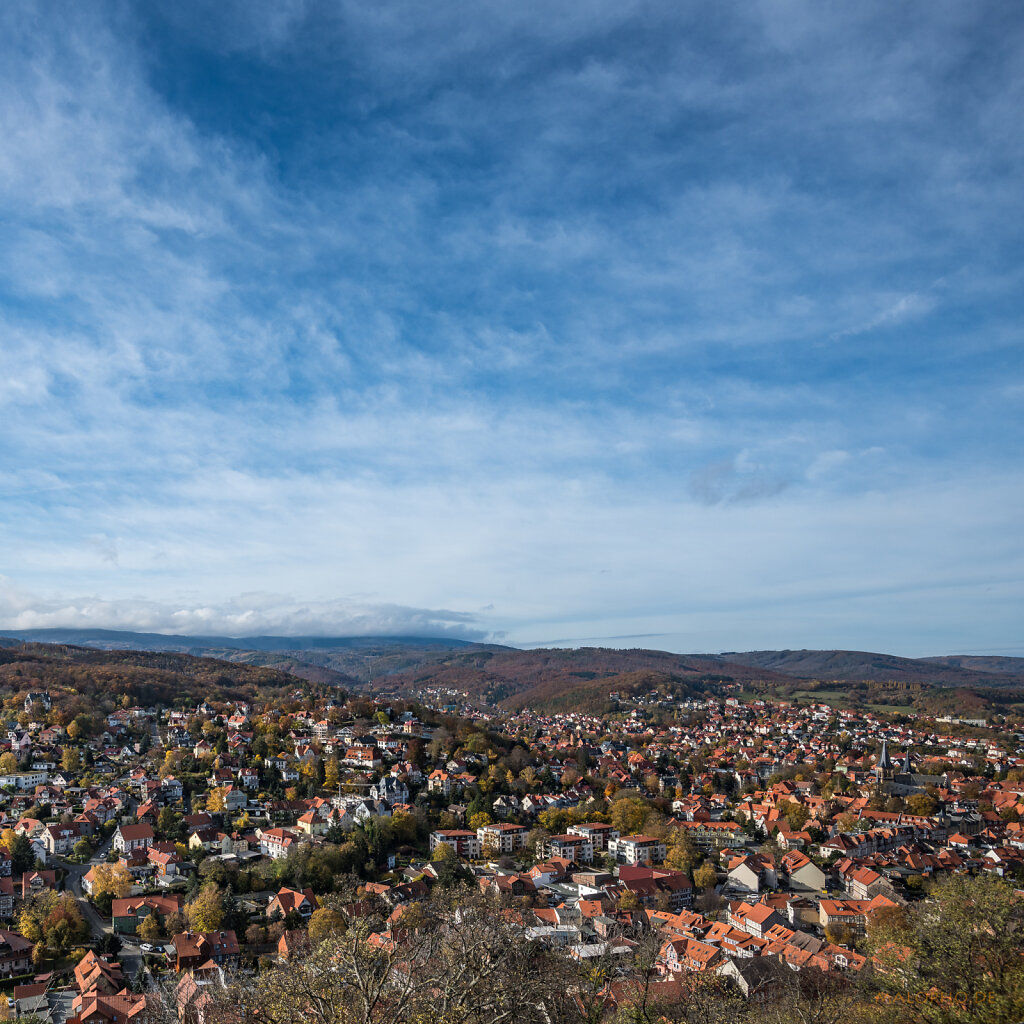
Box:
876 739 892 777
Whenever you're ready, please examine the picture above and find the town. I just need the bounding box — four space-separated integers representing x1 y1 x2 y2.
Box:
0 643 1020 1024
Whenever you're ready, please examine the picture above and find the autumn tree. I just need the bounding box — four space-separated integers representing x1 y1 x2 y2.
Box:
610 796 649 837
1 829 34 876
664 828 698 874
90 863 133 900
307 907 346 946
693 861 718 891
158 806 178 835
164 911 186 937
905 792 939 817
779 799 810 831
138 912 163 943
20 892 88 955
869 872 1024 1024
186 882 224 932
618 888 641 911
324 756 339 790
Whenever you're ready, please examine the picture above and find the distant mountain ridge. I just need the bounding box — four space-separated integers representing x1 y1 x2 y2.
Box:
716 649 1024 687
921 654 1024 674
0 628 499 687
0 628 484 652
3 630 1023 699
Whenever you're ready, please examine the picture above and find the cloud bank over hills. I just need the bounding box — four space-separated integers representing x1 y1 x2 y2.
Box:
0 581 489 641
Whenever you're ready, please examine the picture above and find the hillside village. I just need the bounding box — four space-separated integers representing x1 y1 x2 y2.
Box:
0 644 1021 1021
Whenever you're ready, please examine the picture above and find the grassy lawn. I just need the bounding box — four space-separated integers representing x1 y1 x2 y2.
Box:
789 690 853 707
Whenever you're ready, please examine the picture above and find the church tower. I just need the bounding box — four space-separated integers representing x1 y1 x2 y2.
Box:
875 739 893 781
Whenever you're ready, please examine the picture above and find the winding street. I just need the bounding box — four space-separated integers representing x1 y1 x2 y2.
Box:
62 836 144 981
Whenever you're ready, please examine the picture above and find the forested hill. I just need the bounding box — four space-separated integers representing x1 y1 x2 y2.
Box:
5 630 1023 716
365 646 799 713
0 629 494 686
364 646 1024 718
0 641 318 706
717 649 1024 687
922 654 1024 675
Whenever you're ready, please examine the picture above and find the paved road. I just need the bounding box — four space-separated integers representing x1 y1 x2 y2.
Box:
63 836 144 981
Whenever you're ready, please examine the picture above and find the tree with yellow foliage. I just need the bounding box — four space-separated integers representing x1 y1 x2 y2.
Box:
90 863 133 900
307 907 345 946
693 862 718 891
138 912 163 943
187 882 224 932
618 889 640 911
158 750 177 779
0 753 17 775
610 796 648 837
664 829 697 873
206 788 226 813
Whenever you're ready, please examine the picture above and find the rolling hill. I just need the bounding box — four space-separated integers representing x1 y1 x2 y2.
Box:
921 654 1024 675
715 649 1024 687
4 630 1023 715
0 640 317 704
0 629 496 686
366 646 800 713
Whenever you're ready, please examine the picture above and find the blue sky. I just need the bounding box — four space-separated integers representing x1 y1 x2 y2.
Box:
1 1 1022 655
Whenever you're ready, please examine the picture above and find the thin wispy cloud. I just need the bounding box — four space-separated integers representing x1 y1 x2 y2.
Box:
1 1 1022 654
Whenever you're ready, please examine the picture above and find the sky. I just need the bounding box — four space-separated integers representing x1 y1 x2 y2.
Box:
1 1 1023 657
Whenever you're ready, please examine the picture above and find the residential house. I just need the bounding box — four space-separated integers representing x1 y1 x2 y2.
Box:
267 887 318 922
112 894 183 935
113 823 155 855
173 930 240 973
726 853 777 894
259 828 300 860
42 821 82 858
780 850 827 893
0 930 33 976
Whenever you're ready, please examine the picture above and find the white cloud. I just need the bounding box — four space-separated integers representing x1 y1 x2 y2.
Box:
806 450 850 480
829 292 936 341
0 578 488 640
